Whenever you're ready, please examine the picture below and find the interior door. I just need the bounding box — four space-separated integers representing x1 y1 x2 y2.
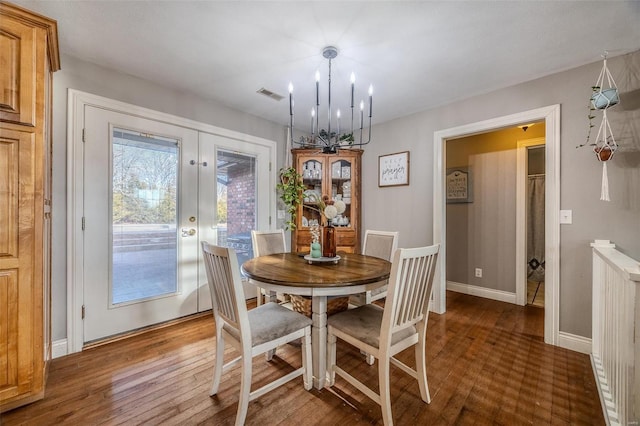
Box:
83 106 199 342
197 132 272 308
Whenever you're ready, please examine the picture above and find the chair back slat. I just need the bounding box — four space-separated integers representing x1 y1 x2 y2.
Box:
383 245 439 340
201 242 247 333
251 229 286 257
408 254 434 323
362 230 398 261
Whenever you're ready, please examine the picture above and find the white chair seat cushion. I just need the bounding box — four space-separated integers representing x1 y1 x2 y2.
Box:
224 302 312 347
328 304 415 349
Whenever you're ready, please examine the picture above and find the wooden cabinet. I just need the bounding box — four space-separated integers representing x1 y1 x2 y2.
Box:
291 149 362 254
0 1 60 412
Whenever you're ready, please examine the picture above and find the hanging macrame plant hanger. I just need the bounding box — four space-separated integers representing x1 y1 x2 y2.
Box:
590 53 619 201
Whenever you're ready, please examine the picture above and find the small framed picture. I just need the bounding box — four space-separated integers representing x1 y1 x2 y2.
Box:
378 151 410 187
446 167 473 203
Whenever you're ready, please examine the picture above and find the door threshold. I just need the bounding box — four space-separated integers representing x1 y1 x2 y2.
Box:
83 311 212 350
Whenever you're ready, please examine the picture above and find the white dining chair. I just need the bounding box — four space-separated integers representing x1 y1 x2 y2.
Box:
350 230 398 306
201 242 312 426
327 244 440 426
251 229 287 305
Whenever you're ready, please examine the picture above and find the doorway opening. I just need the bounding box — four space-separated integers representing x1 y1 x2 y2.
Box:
433 104 560 346
524 144 545 308
444 127 546 310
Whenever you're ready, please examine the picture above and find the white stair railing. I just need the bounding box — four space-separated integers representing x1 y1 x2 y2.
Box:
591 240 640 425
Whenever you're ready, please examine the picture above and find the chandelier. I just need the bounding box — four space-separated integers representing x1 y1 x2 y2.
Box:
289 46 373 154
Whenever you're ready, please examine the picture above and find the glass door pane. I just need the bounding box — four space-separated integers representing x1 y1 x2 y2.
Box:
198 132 272 307
331 158 352 227
214 150 257 273
111 128 178 305
301 159 323 227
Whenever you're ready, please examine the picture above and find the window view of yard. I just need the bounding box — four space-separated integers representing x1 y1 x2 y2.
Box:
111 129 178 304
110 130 258 305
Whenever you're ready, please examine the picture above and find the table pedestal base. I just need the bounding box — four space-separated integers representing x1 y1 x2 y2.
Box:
311 296 328 389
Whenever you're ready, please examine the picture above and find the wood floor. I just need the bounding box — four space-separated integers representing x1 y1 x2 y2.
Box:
1 292 604 425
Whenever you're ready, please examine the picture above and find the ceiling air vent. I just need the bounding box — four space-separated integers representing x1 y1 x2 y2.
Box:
256 87 284 101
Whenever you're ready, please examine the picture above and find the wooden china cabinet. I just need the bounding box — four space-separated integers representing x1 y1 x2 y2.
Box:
0 1 60 412
291 148 362 254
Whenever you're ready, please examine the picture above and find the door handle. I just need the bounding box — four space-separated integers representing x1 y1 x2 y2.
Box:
181 228 196 237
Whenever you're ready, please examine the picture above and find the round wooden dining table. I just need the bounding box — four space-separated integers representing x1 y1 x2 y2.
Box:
241 252 391 389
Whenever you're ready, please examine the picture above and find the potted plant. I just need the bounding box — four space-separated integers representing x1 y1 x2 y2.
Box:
576 54 620 201
578 85 600 149
276 167 306 230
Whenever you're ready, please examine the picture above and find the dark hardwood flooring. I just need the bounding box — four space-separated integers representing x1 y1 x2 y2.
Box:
1 292 604 425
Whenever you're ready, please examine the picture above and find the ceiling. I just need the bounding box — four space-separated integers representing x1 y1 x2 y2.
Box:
11 1 640 129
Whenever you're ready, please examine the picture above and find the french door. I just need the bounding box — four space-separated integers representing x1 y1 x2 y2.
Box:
197 133 271 310
82 106 271 342
83 107 200 342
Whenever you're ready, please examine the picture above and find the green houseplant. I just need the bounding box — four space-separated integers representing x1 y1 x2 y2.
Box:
277 167 306 230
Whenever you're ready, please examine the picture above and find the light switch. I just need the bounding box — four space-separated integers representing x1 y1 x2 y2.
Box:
560 210 572 224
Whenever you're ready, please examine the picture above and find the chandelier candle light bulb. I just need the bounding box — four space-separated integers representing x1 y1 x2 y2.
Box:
350 72 355 134
315 70 320 105
360 101 364 143
288 82 293 116
350 73 355 107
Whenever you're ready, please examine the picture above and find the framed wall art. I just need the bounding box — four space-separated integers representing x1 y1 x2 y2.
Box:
446 166 473 203
378 151 410 187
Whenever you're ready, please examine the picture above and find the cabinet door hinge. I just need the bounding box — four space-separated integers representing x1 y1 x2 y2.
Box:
269 162 272 172
82 217 85 230
269 216 272 226
82 305 85 319
82 128 86 143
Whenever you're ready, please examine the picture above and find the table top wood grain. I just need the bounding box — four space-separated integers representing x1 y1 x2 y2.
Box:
241 252 390 288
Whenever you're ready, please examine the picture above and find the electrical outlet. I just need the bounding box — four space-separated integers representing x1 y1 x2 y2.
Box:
475 268 482 278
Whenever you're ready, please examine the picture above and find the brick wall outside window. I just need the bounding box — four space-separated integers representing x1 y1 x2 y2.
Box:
227 166 255 236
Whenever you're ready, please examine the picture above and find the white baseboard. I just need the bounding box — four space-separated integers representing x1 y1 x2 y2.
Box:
557 331 591 355
52 339 68 359
447 281 516 304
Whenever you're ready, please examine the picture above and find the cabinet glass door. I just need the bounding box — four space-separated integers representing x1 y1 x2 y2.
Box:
330 158 353 228
301 158 323 227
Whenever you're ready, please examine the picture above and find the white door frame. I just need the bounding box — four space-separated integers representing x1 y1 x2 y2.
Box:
433 105 560 346
67 89 277 354
516 138 545 306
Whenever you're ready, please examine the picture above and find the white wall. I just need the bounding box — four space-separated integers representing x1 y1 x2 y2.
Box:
50 54 288 341
361 50 640 338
